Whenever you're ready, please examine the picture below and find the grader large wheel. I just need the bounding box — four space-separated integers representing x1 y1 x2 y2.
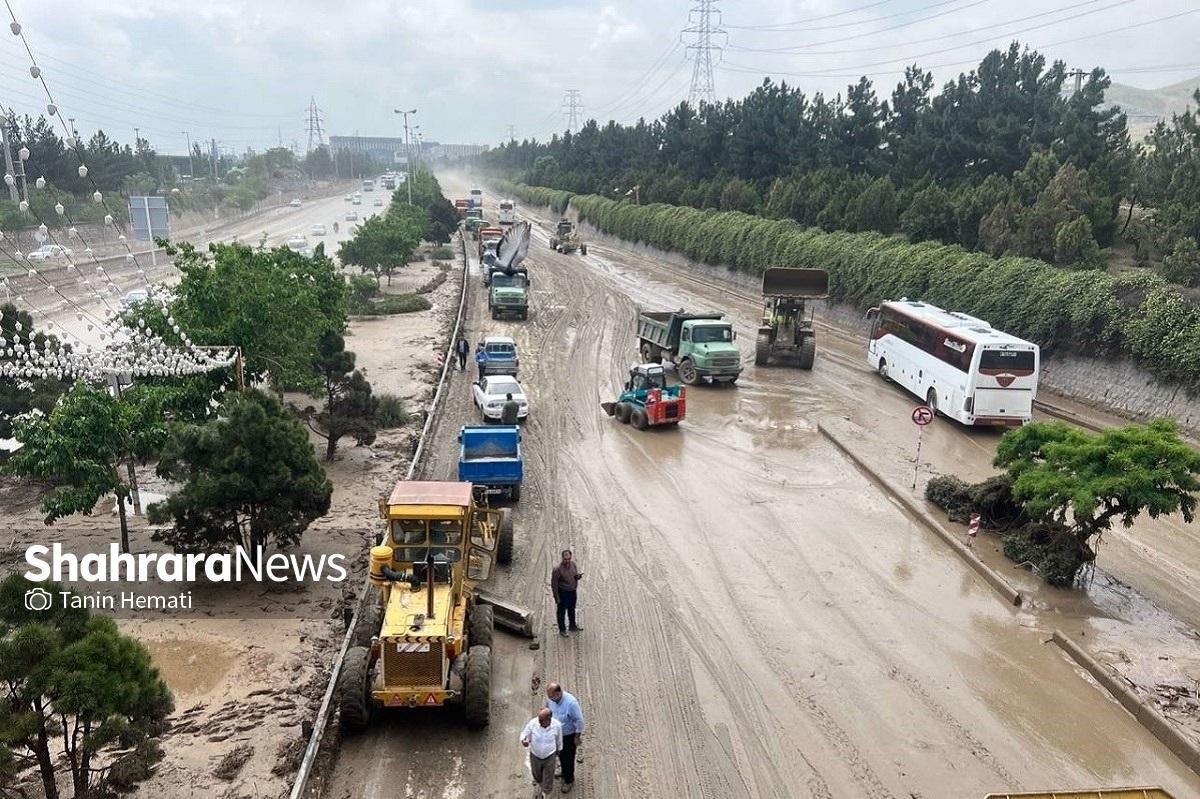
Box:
464 645 492 728
351 593 384 649
468 604 494 650
338 646 371 734
496 507 514 566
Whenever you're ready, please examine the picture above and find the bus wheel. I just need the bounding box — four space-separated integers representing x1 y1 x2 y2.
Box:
877 359 889 382
926 389 938 415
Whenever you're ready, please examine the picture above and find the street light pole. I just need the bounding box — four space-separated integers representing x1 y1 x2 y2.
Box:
394 108 416 205
182 130 193 178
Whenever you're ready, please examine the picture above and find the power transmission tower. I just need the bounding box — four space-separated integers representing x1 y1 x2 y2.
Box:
1067 68 1086 96
305 97 326 154
561 90 583 133
682 0 725 107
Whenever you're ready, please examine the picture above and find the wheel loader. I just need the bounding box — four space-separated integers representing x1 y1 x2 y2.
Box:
549 218 587 255
338 481 524 732
755 267 830 370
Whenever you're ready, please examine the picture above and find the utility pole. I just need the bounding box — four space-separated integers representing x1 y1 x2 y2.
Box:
0 114 19 203
1068 68 1086 96
561 90 583 133
683 0 725 107
210 138 218 180
182 130 194 178
506 124 516 142
394 108 416 204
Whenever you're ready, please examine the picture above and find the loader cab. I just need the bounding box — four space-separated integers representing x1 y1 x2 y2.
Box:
626 364 668 392
556 218 574 236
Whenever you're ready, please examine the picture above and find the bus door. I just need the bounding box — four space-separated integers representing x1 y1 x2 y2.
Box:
865 308 880 356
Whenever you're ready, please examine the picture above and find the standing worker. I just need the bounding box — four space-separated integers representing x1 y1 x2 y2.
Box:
501 393 520 425
475 342 488 380
551 549 583 638
455 334 470 371
545 683 584 793
520 708 563 798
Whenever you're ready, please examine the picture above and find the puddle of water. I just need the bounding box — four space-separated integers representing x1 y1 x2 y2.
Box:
144 638 235 698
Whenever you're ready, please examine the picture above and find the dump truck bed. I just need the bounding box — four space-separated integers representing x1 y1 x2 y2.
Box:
458 425 522 487
760 267 830 298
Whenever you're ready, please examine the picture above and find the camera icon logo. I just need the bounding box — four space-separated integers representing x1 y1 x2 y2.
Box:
24 587 53 612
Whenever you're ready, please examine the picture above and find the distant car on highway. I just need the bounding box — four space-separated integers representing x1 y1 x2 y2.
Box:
373 198 383 207
352 196 362 205
286 235 308 252
344 194 353 202
311 224 327 236
345 212 358 222
26 244 72 261
121 288 149 308
300 247 315 258
289 198 302 208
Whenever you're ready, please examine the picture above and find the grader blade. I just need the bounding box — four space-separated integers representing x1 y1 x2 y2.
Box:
474 590 534 637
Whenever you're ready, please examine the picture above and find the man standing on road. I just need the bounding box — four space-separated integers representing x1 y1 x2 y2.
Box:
520 708 563 798
545 683 584 793
501 393 520 425
551 549 583 638
455 335 469 371
475 343 488 380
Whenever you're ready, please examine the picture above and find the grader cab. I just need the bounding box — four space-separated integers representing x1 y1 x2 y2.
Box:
338 481 516 731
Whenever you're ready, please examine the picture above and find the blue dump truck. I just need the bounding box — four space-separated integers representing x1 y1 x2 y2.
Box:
458 425 523 502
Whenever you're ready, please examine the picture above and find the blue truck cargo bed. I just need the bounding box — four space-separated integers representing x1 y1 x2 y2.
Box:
458 425 523 501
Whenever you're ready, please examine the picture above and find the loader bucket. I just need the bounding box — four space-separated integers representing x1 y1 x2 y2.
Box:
474 590 534 637
600 401 617 416
761 267 830 299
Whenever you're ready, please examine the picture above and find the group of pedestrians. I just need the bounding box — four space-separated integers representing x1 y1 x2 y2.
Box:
521 682 585 796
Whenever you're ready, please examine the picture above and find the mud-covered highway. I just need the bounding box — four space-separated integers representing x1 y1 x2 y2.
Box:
322 179 1200 799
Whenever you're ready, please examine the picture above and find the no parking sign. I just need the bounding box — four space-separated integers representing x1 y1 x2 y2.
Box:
910 404 933 489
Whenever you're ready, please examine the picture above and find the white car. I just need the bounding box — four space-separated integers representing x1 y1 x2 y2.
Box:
289 198 302 208
311 224 327 236
344 194 353 202
352 196 362 205
472 375 529 422
26 244 71 261
121 288 149 307
345 212 358 222
286 235 308 251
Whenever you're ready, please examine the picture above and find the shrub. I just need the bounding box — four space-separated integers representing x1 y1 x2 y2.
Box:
430 245 454 259
375 392 409 428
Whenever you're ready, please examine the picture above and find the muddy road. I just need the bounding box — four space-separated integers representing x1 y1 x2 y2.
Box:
323 182 1200 799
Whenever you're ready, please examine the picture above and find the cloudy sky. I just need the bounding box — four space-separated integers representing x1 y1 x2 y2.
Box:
3 0 1198 154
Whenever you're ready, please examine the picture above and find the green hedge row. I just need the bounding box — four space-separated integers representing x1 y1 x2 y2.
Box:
493 180 572 215
496 180 1200 390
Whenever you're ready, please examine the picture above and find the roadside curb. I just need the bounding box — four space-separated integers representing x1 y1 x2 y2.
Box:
288 230 472 799
1051 629 1200 776
817 420 1023 607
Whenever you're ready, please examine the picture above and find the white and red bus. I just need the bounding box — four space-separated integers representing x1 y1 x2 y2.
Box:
865 299 1039 427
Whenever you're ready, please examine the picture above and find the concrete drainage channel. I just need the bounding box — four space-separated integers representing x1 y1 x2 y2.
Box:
288 232 471 799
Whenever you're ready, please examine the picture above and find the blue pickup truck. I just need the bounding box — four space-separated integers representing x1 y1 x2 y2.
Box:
458 425 523 502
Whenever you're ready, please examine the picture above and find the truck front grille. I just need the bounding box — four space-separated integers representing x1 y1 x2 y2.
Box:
382 640 444 686
710 358 740 368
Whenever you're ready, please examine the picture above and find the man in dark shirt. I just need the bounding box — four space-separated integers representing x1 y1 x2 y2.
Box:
501 393 520 425
455 335 469 370
551 549 583 637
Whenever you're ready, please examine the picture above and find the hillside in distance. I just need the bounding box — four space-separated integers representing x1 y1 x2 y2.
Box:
1107 75 1200 135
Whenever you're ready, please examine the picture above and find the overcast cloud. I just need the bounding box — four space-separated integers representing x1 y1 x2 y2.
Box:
2 0 1197 154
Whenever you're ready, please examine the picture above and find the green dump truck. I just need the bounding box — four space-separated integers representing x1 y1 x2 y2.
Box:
636 310 742 385
487 266 530 320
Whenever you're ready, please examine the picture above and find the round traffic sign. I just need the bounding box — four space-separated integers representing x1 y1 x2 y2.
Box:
911 405 934 426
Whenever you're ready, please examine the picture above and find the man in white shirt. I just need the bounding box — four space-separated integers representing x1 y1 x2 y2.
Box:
520 708 563 797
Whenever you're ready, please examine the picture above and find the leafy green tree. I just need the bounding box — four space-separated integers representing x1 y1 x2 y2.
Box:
899 183 956 243
163 241 347 391
995 420 1200 585
301 332 378 461
1160 237 1200 287
0 574 172 799
718 178 759 213
1052 215 1103 269
338 212 421 286
851 176 898 234
148 390 332 553
4 382 169 553
0 303 69 439
303 145 335 178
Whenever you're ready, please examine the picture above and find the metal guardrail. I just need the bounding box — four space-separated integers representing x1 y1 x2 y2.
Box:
288 230 471 799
